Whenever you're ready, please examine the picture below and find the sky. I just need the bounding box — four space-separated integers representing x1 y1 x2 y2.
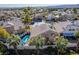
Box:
0 4 61 8
0 4 26 8
0 4 79 8
0 0 78 7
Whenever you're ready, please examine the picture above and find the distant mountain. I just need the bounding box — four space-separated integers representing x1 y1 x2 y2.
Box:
46 4 79 8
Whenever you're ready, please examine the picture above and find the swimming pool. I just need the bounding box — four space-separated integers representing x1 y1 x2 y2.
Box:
20 35 30 45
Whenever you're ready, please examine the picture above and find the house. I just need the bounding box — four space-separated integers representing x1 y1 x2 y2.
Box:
53 20 72 33
32 14 45 24
3 22 15 34
30 23 55 42
10 18 25 31
61 21 79 39
66 9 73 15
46 13 56 22
64 20 79 31
3 19 25 34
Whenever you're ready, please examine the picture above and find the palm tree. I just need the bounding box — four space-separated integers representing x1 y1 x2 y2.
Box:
54 36 69 54
22 7 32 24
22 7 32 32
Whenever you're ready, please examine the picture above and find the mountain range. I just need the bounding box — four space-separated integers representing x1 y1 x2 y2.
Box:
46 4 79 8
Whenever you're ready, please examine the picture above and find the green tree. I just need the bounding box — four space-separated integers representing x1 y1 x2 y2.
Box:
73 8 77 14
75 31 79 52
0 26 10 39
22 7 32 23
0 41 8 55
29 35 45 54
9 34 20 54
0 16 5 21
0 41 5 54
75 31 79 38
54 36 69 54
22 7 32 32
64 8 68 12
69 50 78 55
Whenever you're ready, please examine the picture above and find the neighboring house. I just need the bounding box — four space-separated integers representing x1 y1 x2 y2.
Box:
3 22 15 34
58 14 74 21
64 20 79 32
64 25 79 32
32 14 44 23
32 21 45 27
30 23 55 42
66 10 73 15
10 18 25 31
3 18 25 34
46 13 56 22
73 20 79 27
53 20 72 33
61 21 79 39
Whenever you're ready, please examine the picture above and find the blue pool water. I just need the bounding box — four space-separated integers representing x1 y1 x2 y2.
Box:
20 35 30 45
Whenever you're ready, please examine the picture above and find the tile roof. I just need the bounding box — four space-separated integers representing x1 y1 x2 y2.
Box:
30 23 52 38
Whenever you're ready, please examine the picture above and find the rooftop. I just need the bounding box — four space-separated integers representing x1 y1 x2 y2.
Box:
30 23 52 38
